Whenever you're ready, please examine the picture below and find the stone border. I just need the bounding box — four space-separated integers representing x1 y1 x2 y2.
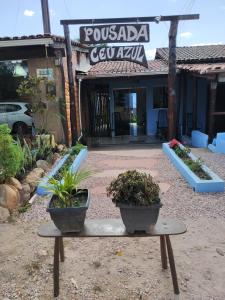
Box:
36 148 88 196
163 143 224 193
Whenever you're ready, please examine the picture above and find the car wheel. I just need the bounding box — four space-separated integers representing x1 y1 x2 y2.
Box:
13 122 28 135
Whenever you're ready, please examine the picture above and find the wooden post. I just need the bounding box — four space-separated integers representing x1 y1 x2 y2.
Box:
41 0 51 34
63 24 78 144
168 20 178 140
208 80 217 141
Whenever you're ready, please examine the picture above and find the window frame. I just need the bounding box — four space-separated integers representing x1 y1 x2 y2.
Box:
152 85 168 110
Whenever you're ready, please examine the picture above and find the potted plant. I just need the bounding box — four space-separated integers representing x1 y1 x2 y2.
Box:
45 169 92 233
107 170 162 233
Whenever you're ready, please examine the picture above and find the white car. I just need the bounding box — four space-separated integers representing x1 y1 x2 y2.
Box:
0 102 34 134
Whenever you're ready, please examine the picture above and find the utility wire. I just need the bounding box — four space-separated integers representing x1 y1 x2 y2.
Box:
13 0 21 35
63 0 72 18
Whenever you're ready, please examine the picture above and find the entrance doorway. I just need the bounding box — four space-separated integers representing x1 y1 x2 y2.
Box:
113 88 146 136
215 83 225 132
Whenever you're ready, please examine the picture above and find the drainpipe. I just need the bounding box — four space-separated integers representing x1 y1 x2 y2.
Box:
78 78 83 141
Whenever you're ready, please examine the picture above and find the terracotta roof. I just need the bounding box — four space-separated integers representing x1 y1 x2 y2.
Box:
178 62 225 74
156 45 225 63
0 34 87 48
86 59 168 78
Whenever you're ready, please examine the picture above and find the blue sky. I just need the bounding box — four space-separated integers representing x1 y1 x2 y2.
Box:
0 0 225 59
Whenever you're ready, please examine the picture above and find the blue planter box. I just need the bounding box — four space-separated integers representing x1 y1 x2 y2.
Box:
163 143 224 193
36 148 88 196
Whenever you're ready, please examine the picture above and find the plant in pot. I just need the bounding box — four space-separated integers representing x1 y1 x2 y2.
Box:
45 169 92 233
107 170 162 233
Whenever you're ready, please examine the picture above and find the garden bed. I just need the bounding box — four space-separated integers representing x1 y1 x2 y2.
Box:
163 141 224 192
36 147 88 196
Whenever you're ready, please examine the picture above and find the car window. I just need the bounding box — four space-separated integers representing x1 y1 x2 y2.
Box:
5 104 21 112
0 104 5 113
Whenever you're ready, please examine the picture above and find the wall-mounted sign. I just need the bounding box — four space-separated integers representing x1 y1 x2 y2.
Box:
80 24 150 44
36 68 54 80
90 45 148 67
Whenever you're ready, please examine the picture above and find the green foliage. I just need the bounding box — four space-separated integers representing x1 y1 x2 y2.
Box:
17 138 36 173
107 170 160 206
173 145 211 180
174 146 190 159
45 169 92 208
183 157 211 180
17 76 57 133
36 135 54 161
53 143 86 181
18 203 31 214
70 143 86 156
0 124 24 183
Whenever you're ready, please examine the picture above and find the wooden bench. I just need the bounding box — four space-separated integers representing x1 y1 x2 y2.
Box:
38 218 186 297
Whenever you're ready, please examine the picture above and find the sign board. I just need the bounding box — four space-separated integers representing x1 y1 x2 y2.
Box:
36 68 54 80
80 24 149 44
90 45 148 68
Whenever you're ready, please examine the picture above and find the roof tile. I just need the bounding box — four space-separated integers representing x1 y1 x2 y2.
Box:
156 45 225 63
87 60 168 77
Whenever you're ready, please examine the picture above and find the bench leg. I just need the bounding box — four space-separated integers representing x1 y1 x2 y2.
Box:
59 237 64 262
160 235 167 269
54 237 60 297
165 235 179 295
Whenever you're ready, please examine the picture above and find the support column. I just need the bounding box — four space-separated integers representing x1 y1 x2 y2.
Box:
208 80 217 141
168 20 179 140
192 76 197 130
63 24 78 144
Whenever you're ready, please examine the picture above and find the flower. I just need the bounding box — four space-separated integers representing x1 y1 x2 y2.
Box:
169 139 180 149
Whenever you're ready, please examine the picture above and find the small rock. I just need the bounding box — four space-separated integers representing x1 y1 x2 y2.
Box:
57 144 66 153
216 248 224 256
0 184 20 209
19 183 31 205
36 160 51 172
37 249 48 257
24 168 45 192
52 153 61 164
0 206 10 222
8 177 22 191
71 278 78 289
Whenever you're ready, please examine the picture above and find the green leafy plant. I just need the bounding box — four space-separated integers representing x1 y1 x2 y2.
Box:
53 143 85 181
174 146 190 159
70 143 86 156
45 169 92 208
0 124 24 183
36 134 54 161
17 76 57 133
107 170 160 206
169 139 211 180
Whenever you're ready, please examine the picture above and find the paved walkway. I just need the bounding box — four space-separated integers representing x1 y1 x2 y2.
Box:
82 145 171 219
0 145 225 299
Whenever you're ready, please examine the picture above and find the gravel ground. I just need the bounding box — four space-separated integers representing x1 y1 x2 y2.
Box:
1 145 225 299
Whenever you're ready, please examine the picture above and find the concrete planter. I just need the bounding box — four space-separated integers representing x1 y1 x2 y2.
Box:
36 148 88 196
47 189 89 233
118 203 162 233
163 142 224 193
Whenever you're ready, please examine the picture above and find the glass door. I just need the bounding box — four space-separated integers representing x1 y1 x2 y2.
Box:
113 88 146 136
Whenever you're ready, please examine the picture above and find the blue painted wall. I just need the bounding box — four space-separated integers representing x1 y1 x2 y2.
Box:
109 76 168 136
87 73 208 137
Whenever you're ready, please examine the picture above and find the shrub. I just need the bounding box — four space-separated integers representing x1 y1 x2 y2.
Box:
70 143 85 156
106 170 160 206
0 124 24 183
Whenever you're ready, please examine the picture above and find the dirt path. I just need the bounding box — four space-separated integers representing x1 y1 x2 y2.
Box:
0 145 225 299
